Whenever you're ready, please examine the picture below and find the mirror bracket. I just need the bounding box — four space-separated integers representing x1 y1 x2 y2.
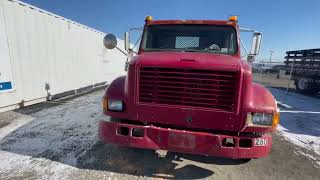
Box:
247 55 255 63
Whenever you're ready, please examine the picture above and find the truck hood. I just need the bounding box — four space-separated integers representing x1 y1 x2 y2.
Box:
129 51 249 132
133 51 242 71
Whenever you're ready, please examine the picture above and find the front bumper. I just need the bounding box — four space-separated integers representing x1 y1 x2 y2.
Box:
99 121 272 159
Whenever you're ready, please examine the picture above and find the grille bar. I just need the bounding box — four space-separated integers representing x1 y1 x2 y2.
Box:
138 67 239 112
140 76 236 84
140 86 235 95
140 80 236 89
140 92 234 104
140 71 236 78
140 98 233 109
140 89 235 97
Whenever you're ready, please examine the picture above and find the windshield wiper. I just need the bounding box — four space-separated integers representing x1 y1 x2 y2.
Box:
143 49 221 54
183 49 220 54
144 49 187 52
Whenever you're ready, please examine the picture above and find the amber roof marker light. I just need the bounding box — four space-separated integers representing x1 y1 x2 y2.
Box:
145 15 153 23
228 15 238 22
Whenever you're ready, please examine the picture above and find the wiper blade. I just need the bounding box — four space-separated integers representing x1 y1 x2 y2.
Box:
184 49 219 54
143 49 222 54
202 49 220 53
144 49 182 52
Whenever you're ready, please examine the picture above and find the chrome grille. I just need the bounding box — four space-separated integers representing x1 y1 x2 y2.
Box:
138 67 239 112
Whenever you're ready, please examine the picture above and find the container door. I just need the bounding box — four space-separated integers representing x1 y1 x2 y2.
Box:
0 5 14 93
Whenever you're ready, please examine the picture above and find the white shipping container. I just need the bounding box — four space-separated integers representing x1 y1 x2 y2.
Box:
0 0 127 112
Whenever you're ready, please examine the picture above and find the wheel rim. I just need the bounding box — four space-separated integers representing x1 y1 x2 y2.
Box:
297 78 308 90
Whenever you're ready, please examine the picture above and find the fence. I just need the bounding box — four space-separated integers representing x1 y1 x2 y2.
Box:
252 62 295 92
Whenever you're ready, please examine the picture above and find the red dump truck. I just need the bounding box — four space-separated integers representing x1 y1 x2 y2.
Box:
99 16 280 160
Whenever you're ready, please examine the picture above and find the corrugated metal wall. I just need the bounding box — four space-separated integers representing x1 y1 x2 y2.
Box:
0 0 126 112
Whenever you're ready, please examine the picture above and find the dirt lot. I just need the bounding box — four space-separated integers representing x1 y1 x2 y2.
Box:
253 72 295 90
0 89 319 180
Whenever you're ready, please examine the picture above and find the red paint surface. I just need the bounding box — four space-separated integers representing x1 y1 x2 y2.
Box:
100 121 272 159
101 20 278 159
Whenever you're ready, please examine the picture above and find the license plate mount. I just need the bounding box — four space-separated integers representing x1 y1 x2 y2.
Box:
254 138 268 146
168 133 196 149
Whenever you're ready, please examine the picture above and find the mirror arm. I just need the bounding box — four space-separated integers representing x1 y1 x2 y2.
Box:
115 46 127 56
130 50 138 55
240 38 249 56
240 27 261 34
239 27 254 32
129 27 144 31
132 34 142 51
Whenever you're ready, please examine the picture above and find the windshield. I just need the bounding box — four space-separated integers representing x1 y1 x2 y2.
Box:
141 24 238 54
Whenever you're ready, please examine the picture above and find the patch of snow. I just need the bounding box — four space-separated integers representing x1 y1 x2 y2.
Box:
280 110 320 114
0 90 104 179
270 88 320 165
0 151 75 179
0 113 34 139
276 101 293 109
298 151 320 168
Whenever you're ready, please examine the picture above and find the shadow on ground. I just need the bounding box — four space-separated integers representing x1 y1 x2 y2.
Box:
0 120 247 180
77 141 250 179
76 142 216 179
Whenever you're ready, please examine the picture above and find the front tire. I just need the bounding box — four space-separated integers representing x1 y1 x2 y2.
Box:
295 78 319 95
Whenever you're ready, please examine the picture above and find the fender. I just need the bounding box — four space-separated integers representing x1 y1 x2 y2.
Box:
242 83 278 133
103 76 129 117
246 83 277 114
239 60 278 133
239 60 277 114
104 76 127 100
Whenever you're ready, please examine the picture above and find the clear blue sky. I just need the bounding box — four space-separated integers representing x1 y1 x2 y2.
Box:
22 0 320 61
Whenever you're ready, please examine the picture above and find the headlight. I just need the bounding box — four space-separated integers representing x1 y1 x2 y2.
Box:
106 99 123 111
247 112 277 126
252 113 273 126
247 112 280 128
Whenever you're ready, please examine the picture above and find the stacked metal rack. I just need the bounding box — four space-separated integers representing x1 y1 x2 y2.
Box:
284 48 320 94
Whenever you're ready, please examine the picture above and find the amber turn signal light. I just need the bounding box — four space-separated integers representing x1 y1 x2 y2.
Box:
103 98 108 111
272 112 280 129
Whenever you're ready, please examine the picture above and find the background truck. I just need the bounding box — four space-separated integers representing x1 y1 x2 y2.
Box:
284 48 320 94
99 16 280 161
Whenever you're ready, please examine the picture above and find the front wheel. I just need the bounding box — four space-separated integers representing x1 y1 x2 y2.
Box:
295 78 319 95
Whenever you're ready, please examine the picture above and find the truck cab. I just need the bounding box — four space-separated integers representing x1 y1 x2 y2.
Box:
99 16 280 159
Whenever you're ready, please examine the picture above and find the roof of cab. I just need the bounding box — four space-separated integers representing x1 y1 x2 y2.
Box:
146 20 237 26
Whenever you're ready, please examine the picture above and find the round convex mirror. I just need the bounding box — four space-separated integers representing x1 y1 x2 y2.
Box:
103 34 117 49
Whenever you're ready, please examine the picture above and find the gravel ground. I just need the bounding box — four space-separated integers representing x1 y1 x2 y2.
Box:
253 72 295 90
0 89 319 180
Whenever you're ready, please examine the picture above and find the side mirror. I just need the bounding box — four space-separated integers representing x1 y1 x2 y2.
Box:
250 32 262 55
124 32 130 52
103 34 117 49
247 32 262 63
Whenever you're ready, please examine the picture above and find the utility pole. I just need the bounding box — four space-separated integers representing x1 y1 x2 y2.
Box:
269 50 274 62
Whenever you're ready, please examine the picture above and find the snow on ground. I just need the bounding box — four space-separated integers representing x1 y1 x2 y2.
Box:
0 91 106 179
269 88 320 165
0 88 319 179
